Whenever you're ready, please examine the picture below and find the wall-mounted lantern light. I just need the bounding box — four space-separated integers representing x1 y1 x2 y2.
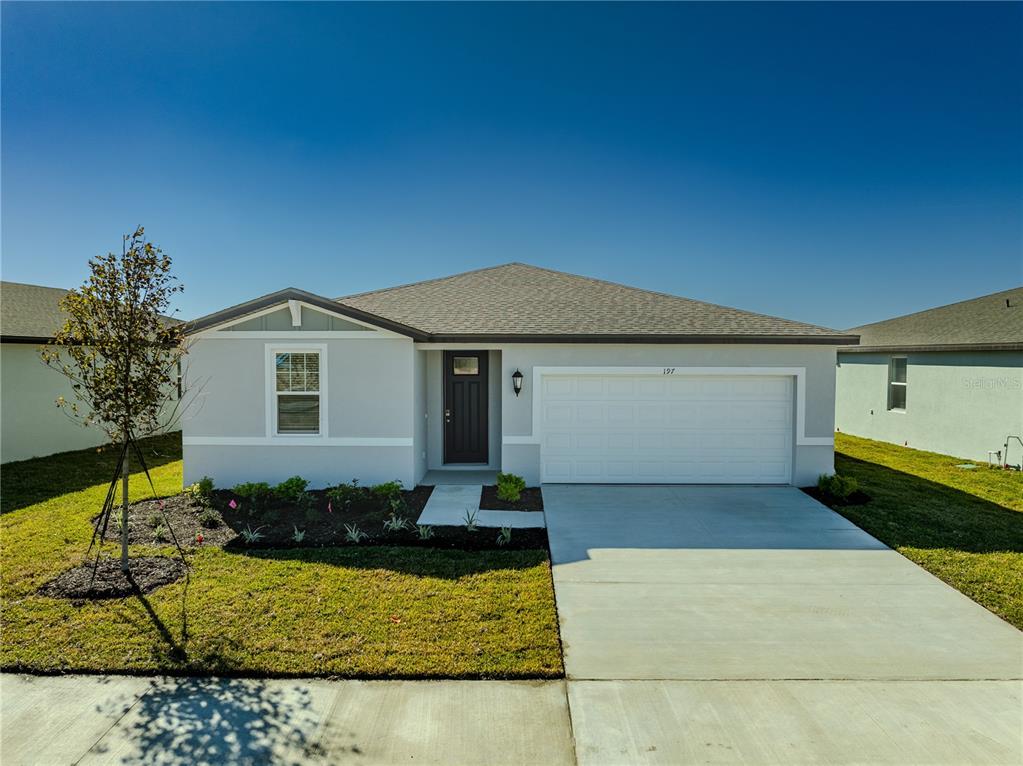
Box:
512 369 524 397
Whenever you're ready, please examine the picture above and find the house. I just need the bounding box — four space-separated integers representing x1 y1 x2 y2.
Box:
0 281 182 464
835 288 1023 464
181 264 858 488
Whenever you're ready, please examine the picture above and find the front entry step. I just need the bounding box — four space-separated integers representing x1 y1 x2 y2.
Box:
416 485 545 529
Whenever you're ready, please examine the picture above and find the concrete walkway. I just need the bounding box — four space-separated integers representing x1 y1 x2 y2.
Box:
0 674 575 765
545 484 1023 765
416 484 545 529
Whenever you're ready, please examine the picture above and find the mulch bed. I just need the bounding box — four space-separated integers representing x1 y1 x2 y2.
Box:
97 484 548 551
38 556 187 600
480 486 544 512
801 486 872 508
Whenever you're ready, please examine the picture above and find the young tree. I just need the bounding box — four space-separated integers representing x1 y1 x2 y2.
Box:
41 227 185 572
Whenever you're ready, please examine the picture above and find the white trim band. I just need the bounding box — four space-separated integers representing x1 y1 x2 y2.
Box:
184 436 414 447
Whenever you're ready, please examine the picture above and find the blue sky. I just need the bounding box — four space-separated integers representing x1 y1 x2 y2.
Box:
2 2 1020 329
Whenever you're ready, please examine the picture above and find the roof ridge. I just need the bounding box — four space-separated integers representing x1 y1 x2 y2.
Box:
336 263 518 302
847 285 1023 332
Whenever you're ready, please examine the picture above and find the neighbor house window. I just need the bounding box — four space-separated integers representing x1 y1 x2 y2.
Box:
274 351 321 434
887 357 907 411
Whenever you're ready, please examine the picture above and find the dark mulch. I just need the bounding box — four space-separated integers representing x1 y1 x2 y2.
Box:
38 556 187 600
480 486 544 512
100 485 548 551
801 486 872 508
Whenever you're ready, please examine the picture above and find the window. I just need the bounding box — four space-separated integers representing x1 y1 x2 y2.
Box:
887 357 907 411
452 356 480 375
274 351 321 434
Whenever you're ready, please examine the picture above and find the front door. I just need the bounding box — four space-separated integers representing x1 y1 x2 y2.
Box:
444 351 489 464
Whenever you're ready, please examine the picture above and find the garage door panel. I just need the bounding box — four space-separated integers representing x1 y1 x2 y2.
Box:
539 374 793 484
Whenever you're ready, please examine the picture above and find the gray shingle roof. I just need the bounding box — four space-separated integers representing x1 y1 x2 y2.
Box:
843 287 1023 352
1 281 181 342
337 263 852 342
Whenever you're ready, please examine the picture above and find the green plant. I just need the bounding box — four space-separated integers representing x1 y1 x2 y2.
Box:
497 527 512 546
370 480 404 507
197 509 221 529
240 524 265 544
147 513 163 529
291 525 306 543
817 473 859 502
383 514 409 533
344 523 368 543
153 524 169 543
416 525 434 540
463 507 479 533
496 472 527 503
327 479 372 511
232 482 274 510
186 476 215 505
304 507 320 524
274 476 311 506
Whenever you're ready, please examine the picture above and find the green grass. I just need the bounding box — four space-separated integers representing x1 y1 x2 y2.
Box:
0 435 563 678
833 433 1023 629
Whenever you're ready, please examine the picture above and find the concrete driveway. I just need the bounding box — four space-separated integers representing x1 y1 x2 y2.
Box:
544 485 1023 765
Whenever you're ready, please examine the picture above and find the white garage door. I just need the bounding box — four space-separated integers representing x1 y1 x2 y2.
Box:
539 374 793 484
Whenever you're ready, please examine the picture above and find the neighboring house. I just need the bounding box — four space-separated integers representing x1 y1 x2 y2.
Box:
835 288 1023 465
181 264 856 488
0 281 181 464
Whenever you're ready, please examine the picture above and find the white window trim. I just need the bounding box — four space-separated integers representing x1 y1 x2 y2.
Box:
887 356 907 412
265 343 328 438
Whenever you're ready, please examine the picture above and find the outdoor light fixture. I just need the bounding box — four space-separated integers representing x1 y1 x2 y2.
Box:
512 369 524 397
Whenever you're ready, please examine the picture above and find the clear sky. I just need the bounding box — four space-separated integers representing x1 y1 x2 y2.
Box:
2 2 1021 329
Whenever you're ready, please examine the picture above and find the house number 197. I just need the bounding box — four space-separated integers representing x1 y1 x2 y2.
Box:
663 368 676 375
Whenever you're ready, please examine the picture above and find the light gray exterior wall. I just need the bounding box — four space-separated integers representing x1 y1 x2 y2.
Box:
1 343 111 462
492 343 838 486
836 350 1023 463
412 349 428 484
182 333 416 488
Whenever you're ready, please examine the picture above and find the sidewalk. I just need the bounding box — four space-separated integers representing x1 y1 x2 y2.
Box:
0 674 575 765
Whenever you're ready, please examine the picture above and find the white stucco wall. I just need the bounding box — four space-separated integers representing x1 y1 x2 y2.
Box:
1 343 111 463
836 350 1023 463
182 333 416 488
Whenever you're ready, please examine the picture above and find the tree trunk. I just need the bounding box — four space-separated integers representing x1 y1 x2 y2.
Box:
120 438 130 573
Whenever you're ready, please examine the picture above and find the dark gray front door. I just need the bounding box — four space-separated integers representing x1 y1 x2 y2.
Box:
444 351 488 464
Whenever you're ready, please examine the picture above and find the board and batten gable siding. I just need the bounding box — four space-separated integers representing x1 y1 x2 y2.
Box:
493 343 839 486
182 330 417 488
836 350 1023 463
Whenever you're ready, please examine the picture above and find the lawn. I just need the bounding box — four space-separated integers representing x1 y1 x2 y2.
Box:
0 434 563 678
833 433 1023 629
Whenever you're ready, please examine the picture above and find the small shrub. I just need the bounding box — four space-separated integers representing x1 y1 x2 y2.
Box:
496 472 526 503
197 509 221 529
370 480 404 507
327 479 372 511
817 473 859 502
496 527 512 546
383 514 409 533
147 513 163 529
291 525 306 543
274 476 311 506
185 476 215 505
153 524 169 543
240 524 265 544
463 507 479 533
344 523 368 543
416 524 434 540
232 482 274 510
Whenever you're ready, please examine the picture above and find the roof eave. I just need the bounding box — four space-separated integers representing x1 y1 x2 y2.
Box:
840 342 1023 354
423 333 862 345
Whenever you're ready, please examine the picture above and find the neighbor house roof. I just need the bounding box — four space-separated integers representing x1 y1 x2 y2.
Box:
842 287 1023 353
185 263 857 344
0 281 181 343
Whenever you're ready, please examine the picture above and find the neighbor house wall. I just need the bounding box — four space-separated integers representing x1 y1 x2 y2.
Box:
835 350 1023 463
495 343 838 486
1 343 111 462
182 334 416 488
